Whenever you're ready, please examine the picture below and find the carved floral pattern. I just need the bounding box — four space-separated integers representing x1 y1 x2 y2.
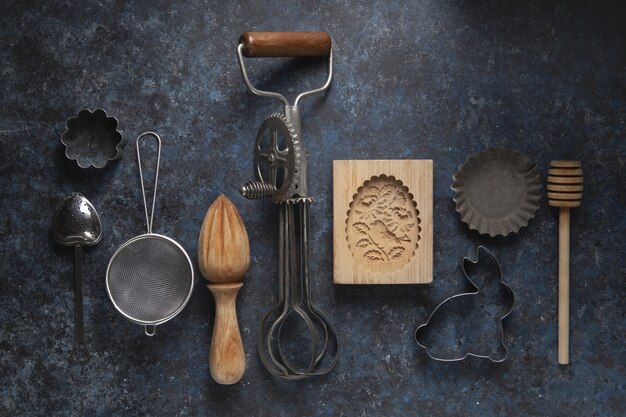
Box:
346 175 420 272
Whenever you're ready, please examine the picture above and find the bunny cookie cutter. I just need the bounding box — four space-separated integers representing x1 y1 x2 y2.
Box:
415 246 515 362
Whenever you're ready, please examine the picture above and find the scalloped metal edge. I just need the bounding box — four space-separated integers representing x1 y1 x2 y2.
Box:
414 246 515 362
451 147 541 237
61 108 126 169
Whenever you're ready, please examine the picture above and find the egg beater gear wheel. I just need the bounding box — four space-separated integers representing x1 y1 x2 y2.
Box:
253 113 305 201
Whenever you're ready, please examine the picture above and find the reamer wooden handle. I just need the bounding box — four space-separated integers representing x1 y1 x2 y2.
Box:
207 282 245 384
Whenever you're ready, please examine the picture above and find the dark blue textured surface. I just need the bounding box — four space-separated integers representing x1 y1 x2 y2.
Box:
1 1 625 416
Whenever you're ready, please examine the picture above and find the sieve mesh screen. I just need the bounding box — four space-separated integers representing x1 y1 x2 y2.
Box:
107 235 193 323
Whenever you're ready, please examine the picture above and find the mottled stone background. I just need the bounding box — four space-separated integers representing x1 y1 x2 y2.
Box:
0 1 624 416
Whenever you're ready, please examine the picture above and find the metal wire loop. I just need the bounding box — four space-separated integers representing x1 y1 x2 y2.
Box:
236 43 333 109
136 131 162 234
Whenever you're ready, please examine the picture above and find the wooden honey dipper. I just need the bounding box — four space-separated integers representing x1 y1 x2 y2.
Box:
547 160 583 365
198 195 250 384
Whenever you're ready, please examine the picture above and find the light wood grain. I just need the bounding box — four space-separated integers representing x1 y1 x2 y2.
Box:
547 192 583 201
198 194 249 384
207 282 245 384
198 195 250 284
548 164 583 209
547 160 582 365
333 160 433 284
558 208 570 365
550 160 581 168
548 168 583 177
547 184 583 192
548 176 583 185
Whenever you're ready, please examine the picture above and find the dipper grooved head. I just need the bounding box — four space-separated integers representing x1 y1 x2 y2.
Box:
547 161 583 208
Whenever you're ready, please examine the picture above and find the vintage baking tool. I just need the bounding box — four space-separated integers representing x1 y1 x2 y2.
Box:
52 193 102 364
415 246 515 362
237 31 338 379
452 147 540 237
198 194 250 385
547 160 583 365
61 109 125 169
106 132 194 336
333 160 433 284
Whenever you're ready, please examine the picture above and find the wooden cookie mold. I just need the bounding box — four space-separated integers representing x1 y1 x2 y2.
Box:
333 160 433 284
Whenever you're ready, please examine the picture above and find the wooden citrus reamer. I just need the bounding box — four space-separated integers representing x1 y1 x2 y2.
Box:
547 160 583 365
198 194 250 384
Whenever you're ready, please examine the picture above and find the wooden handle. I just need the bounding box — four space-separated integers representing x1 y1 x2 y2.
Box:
558 207 570 365
239 31 331 57
208 282 245 384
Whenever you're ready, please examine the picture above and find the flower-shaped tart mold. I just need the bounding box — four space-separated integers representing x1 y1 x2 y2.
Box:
451 147 540 237
61 109 125 169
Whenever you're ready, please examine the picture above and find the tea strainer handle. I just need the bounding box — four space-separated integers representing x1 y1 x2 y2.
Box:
136 132 162 234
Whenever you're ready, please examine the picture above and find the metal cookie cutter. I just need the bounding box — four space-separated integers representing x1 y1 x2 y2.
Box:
415 246 515 362
237 32 338 379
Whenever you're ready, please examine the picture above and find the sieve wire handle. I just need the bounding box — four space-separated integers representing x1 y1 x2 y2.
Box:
136 132 162 234
145 325 156 337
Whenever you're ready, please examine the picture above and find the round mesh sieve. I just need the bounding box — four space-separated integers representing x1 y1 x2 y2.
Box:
106 234 193 324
